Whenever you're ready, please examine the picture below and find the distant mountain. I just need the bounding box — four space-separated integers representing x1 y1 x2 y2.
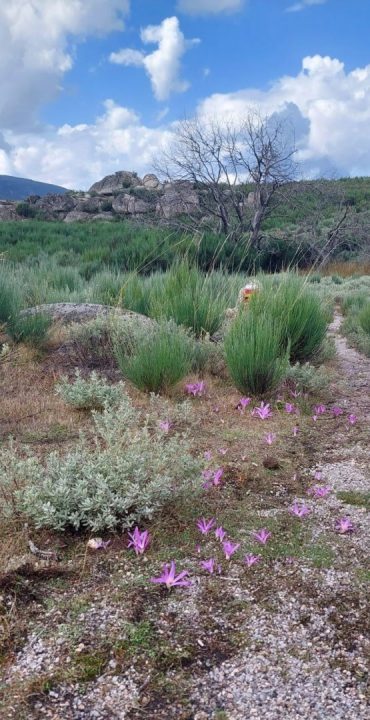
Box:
0 175 69 200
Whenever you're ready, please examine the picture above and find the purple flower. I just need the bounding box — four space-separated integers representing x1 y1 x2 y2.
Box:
312 415 318 422
237 396 251 412
151 561 192 588
251 528 271 545
212 468 224 486
202 469 213 482
289 501 311 518
218 448 228 455
197 517 216 535
308 485 331 498
264 432 276 445
292 426 299 437
285 403 296 414
252 402 273 420
332 406 344 417
204 450 212 461
335 517 355 534
348 414 357 425
185 381 206 397
223 540 240 560
87 537 111 551
215 526 227 542
200 558 216 574
127 527 151 555
290 388 301 398
159 419 172 433
244 553 261 568
315 404 326 415
314 470 322 481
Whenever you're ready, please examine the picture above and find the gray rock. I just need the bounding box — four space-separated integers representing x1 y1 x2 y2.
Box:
112 193 150 215
142 173 162 190
64 210 91 223
156 181 199 218
0 200 18 221
89 170 142 195
20 303 154 326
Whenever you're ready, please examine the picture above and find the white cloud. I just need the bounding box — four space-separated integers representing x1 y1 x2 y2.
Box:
2 100 172 189
110 16 199 101
178 0 245 14
197 55 370 177
286 0 328 12
0 1 130 130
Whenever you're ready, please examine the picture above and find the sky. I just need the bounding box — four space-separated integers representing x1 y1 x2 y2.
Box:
1 0 370 189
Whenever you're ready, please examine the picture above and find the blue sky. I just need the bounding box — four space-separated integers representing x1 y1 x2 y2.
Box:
1 0 370 188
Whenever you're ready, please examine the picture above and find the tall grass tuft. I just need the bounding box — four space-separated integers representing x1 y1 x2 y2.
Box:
250 274 327 363
359 303 370 336
8 312 52 349
149 260 235 337
0 268 21 324
225 310 289 395
114 320 192 393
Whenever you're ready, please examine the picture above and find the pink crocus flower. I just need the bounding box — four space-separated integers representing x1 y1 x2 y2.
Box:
315 404 326 415
264 432 276 445
289 501 311 518
308 485 331 498
215 526 227 542
332 406 344 417
200 558 216 574
252 402 273 420
348 414 357 425
251 528 271 545
223 540 240 560
237 396 251 412
127 527 151 555
335 517 355 534
244 553 261 568
204 450 212 461
212 468 224 486
197 517 216 535
314 470 322 481
151 561 192 588
312 415 318 422
218 448 228 455
285 403 296 414
159 420 172 433
185 381 206 397
292 426 299 437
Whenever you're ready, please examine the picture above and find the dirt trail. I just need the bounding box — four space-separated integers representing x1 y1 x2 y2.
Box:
329 309 370 420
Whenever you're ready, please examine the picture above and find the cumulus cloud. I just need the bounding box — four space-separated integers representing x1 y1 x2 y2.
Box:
177 0 245 14
286 0 328 12
0 1 130 130
2 100 172 189
110 16 199 101
197 55 370 177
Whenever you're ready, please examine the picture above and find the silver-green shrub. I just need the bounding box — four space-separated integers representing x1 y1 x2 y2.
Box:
0 391 202 531
56 370 124 410
285 362 331 394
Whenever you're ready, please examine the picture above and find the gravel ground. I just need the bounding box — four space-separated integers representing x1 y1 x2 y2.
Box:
1 311 369 719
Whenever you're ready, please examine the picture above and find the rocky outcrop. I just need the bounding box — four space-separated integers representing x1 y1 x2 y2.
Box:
0 170 202 224
21 303 154 326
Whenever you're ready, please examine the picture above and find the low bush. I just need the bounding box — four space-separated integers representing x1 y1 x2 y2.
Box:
0 393 202 531
56 370 124 410
285 362 331 395
67 316 116 369
114 320 192 393
225 309 289 395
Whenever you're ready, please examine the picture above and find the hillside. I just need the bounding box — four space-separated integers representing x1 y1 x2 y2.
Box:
0 174 69 200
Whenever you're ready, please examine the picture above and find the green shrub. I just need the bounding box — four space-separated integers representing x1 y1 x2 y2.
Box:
308 273 321 283
331 275 343 285
341 292 368 315
56 370 124 410
8 312 51 349
67 316 116 368
251 275 328 363
225 310 289 395
114 320 192 393
285 362 331 394
0 393 202 531
16 202 36 218
358 303 370 336
0 269 21 324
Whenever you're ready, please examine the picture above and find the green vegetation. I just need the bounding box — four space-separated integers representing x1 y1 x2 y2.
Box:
114 320 193 393
225 310 289 395
56 370 124 410
7 312 51 349
358 302 370 336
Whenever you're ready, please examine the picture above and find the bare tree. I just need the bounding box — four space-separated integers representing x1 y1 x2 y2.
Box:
154 111 298 246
